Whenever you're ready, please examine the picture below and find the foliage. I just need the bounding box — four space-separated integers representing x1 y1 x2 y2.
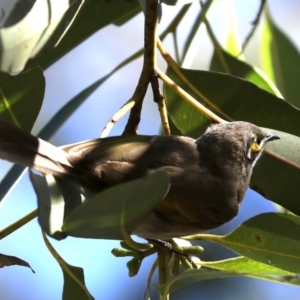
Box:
0 0 299 299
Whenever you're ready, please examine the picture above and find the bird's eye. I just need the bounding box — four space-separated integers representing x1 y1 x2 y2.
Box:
250 134 262 152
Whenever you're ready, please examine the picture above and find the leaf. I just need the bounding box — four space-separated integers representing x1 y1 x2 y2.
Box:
0 0 84 73
203 213 300 273
156 256 300 297
30 172 83 240
0 67 45 131
251 128 300 215
164 67 300 138
0 253 35 273
210 49 281 97
63 171 170 239
62 262 94 300
261 7 300 107
26 0 141 70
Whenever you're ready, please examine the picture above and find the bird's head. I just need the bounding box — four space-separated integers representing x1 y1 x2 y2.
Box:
196 121 280 174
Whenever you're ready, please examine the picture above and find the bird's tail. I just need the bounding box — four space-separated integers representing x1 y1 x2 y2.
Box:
0 119 74 176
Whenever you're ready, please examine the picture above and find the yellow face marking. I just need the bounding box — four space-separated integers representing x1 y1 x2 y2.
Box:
250 134 263 152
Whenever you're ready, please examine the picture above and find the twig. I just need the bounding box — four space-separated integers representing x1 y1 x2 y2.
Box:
157 249 170 300
100 101 135 138
41 231 93 300
0 209 38 240
241 0 267 53
122 0 159 135
101 4 191 137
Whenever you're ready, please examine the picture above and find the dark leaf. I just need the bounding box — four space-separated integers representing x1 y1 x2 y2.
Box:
0 253 35 273
0 67 45 131
63 171 170 239
62 262 94 300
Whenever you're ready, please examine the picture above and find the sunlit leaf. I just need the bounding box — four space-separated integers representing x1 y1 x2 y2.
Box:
30 172 82 240
26 0 141 70
261 7 300 107
202 213 300 273
0 0 84 73
156 256 300 297
210 49 281 97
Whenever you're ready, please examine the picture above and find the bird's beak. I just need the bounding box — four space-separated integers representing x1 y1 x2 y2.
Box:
265 133 280 143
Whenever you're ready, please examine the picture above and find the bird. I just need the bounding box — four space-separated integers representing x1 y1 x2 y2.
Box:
0 119 279 239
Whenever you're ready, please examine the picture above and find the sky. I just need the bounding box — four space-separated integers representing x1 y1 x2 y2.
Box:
0 1 300 299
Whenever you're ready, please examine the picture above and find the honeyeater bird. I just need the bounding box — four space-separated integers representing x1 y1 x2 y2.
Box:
0 119 279 239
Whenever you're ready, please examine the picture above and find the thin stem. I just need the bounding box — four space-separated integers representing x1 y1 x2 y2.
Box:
150 72 171 135
41 231 93 300
156 68 225 124
241 0 266 52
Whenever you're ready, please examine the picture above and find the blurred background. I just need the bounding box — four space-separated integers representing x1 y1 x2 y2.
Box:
0 0 299 299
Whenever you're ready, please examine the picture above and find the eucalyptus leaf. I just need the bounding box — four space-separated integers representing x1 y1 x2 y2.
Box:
156 268 237 297
63 171 170 239
204 213 300 273
156 256 300 297
210 49 281 97
164 67 300 138
0 0 84 73
261 7 300 107
252 128 300 215
0 67 45 131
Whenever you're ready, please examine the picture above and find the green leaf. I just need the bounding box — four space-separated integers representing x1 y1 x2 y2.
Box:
251 128 300 215
261 7 300 107
156 256 300 297
26 0 141 70
63 171 170 239
0 67 45 131
204 213 300 273
164 67 300 138
62 262 94 300
210 49 281 97
156 269 237 297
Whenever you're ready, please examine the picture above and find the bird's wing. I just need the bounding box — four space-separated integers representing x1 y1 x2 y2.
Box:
64 135 153 161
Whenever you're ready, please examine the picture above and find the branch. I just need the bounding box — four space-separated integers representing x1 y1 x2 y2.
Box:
122 0 159 135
